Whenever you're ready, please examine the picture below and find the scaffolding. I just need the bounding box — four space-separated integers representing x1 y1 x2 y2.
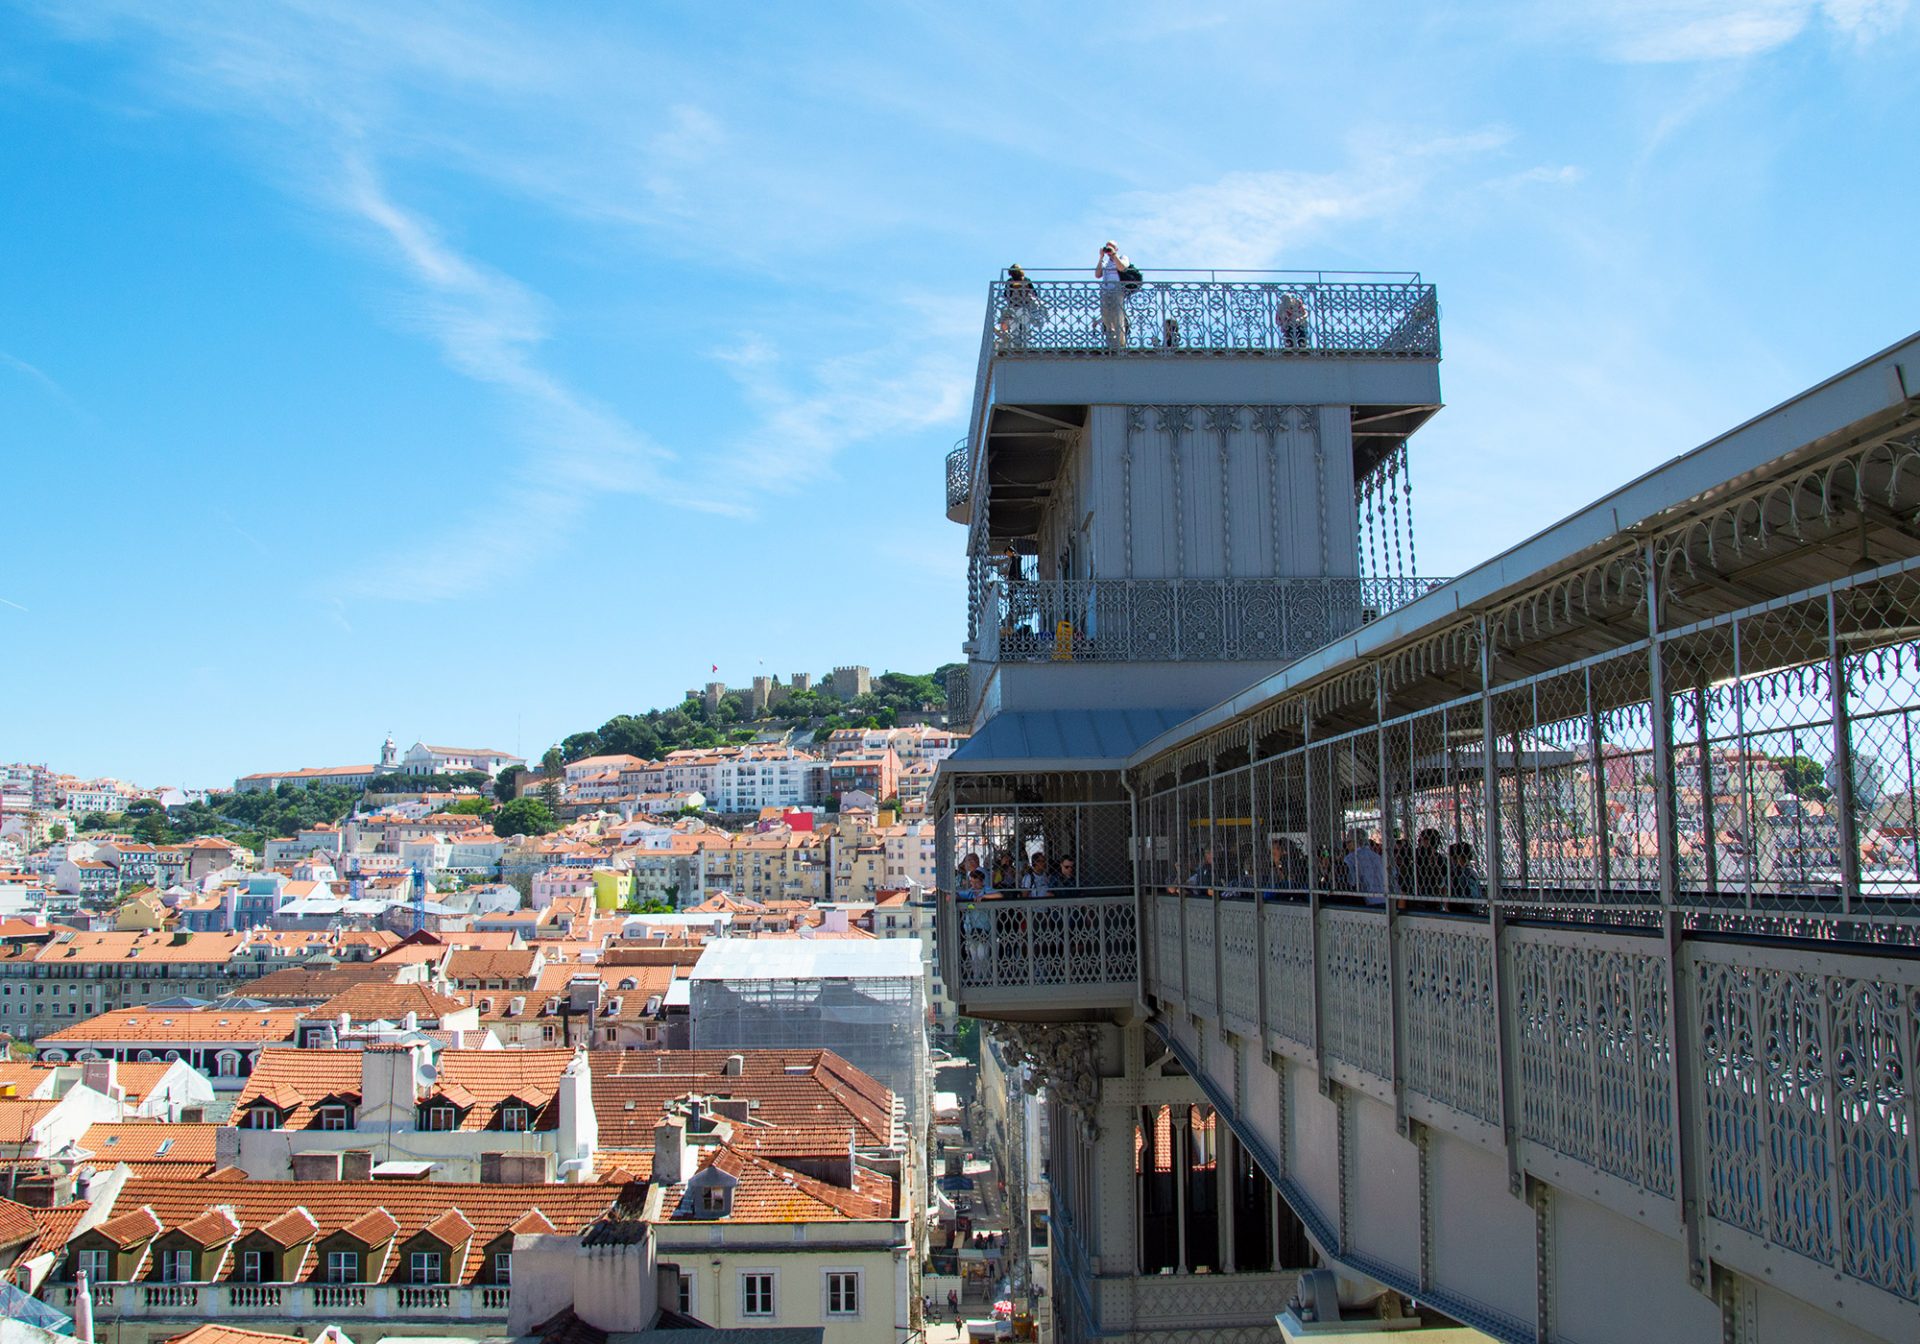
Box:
688 940 929 1136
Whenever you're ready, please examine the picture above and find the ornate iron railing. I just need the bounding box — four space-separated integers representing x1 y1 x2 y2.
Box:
986 278 1439 358
975 575 1447 664
945 437 971 516
952 891 1139 992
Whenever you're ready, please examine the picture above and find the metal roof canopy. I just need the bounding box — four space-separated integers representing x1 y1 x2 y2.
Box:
1128 329 1920 767
688 938 924 981
939 707 1204 777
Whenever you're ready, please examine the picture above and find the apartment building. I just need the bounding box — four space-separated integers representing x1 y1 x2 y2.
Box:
0 931 274 1044
226 1046 597 1182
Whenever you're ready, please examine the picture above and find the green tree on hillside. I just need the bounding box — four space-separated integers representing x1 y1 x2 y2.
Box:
494 797 558 838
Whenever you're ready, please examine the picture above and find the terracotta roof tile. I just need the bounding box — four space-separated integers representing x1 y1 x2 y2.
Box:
341 1207 400 1245
313 982 471 1021
165 1328 308 1344
40 1009 303 1046
590 1049 894 1156
175 1206 241 1246
86 1179 629 1285
0 1196 39 1249
660 1145 894 1223
96 1204 162 1247
256 1206 319 1247
20 1200 87 1263
79 1123 219 1174
231 1048 575 1132
423 1208 475 1244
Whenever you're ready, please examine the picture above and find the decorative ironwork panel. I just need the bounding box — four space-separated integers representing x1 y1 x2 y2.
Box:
1694 949 1920 1298
1511 934 1674 1196
973 576 1447 666
1187 898 1218 1016
983 278 1441 358
956 895 1138 991
1177 581 1227 661
1400 920 1499 1123
1321 909 1391 1080
1264 902 1315 1048
1220 900 1259 1024
945 438 970 513
1155 894 1183 1000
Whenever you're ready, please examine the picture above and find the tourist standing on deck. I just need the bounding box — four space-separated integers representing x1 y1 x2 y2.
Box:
1096 241 1130 351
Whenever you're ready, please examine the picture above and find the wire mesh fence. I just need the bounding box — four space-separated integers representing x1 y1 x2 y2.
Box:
1128 557 1920 942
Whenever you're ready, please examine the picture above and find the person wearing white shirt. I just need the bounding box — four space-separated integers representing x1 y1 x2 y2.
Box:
1095 241 1130 351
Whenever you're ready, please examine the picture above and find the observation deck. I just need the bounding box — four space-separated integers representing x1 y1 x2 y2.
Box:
934 322 1920 1342
947 270 1440 532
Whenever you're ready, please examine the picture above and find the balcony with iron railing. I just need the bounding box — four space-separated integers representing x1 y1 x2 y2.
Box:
936 888 1139 1020
974 575 1447 664
946 436 972 524
984 270 1439 359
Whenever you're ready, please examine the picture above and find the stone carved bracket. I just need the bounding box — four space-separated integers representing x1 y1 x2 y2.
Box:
990 1021 1104 1139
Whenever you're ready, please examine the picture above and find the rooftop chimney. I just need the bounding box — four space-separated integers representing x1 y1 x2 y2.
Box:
654 1117 688 1185
80 1058 122 1104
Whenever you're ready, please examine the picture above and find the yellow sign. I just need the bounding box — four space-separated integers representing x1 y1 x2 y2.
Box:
1053 620 1074 660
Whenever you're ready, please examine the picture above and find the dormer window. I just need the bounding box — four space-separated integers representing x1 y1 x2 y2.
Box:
699 1184 730 1214
420 1105 460 1132
241 1105 281 1130
499 1103 531 1132
316 1105 354 1131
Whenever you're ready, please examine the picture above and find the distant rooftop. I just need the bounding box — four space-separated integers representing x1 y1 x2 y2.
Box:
689 938 922 981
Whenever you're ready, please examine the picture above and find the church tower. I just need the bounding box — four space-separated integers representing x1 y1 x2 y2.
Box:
380 733 398 770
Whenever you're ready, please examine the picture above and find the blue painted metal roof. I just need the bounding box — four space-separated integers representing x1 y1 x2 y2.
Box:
944 707 1203 772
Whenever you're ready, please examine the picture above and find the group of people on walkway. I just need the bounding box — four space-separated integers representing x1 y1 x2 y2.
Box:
954 848 1080 899
993 242 1313 353
1179 827 1485 909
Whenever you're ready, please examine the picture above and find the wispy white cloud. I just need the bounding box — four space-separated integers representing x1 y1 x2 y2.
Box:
1572 0 1910 62
1099 131 1542 269
708 320 973 498
0 349 85 417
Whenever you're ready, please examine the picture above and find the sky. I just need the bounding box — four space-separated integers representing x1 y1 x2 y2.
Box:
2 0 1917 788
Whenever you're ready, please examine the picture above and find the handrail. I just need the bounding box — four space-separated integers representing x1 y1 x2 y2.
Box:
975 575 1448 664
985 278 1439 358
1002 267 1424 282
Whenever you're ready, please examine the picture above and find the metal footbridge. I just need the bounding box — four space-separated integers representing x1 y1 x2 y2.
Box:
936 317 1920 1342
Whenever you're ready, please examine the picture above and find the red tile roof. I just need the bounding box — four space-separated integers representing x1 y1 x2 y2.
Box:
591 1049 894 1156
38 1009 302 1045
231 1048 576 1131
80 1178 630 1286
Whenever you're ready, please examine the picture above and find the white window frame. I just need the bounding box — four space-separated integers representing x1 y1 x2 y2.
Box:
240 1249 269 1283
76 1248 109 1283
410 1250 444 1285
493 1251 511 1284
326 1250 359 1285
825 1269 861 1317
499 1103 531 1132
241 1105 279 1130
740 1270 776 1318
421 1104 459 1131
675 1271 693 1314
316 1105 351 1131
158 1249 191 1283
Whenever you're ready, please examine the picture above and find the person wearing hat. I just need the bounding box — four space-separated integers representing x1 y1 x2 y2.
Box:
1095 241 1131 351
997 263 1041 350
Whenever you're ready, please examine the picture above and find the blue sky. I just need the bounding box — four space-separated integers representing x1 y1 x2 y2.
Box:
3 1 1916 788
